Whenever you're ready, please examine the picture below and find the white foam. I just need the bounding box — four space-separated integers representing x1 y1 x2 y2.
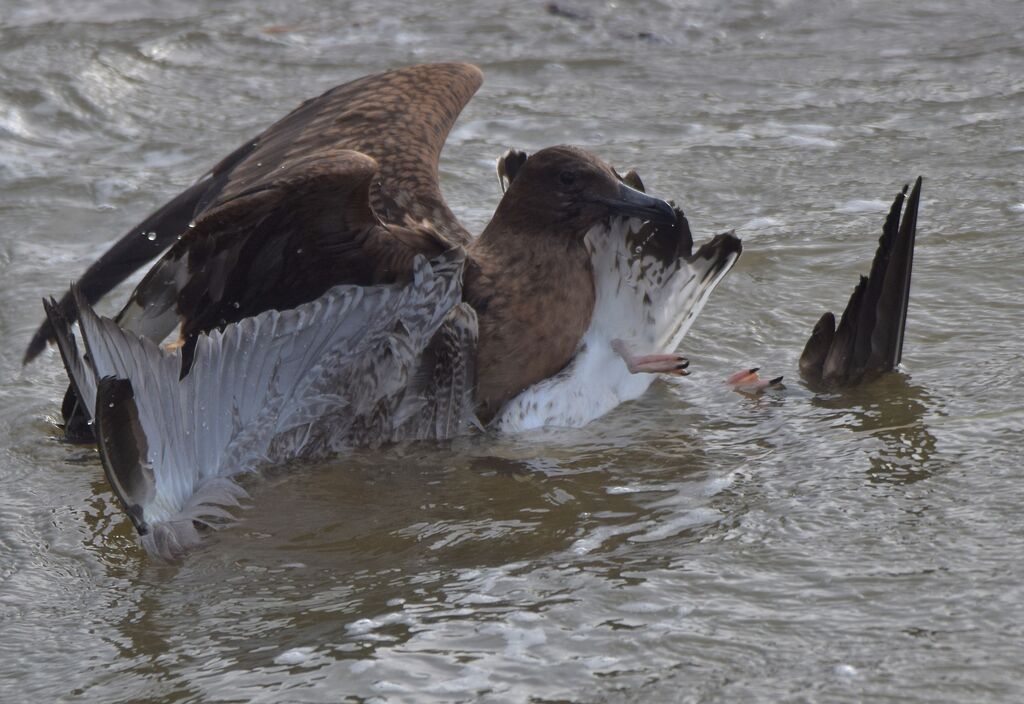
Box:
273 647 316 666
606 483 678 495
458 593 503 605
346 618 379 635
616 600 671 614
627 507 722 543
740 216 783 231
792 123 835 134
833 663 859 677
350 659 375 674
835 199 890 214
570 521 651 555
700 472 737 496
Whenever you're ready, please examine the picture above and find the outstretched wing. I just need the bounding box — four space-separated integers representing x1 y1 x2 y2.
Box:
799 176 922 386
158 148 451 372
25 62 483 363
46 250 472 560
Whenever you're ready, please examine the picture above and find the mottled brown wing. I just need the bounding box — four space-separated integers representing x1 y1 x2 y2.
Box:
25 62 482 363
211 62 482 243
170 149 451 373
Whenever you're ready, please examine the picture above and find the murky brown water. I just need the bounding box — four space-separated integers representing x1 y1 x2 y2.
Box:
2 1 1023 701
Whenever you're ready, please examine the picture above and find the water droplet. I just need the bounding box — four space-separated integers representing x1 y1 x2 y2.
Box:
188 220 196 229
145 231 157 241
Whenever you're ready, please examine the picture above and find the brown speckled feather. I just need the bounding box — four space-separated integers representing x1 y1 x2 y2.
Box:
169 149 451 373
25 62 482 365
212 62 482 244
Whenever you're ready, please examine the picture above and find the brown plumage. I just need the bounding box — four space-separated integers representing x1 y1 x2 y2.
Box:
24 62 484 365
170 143 674 416
30 64 677 434
467 146 637 421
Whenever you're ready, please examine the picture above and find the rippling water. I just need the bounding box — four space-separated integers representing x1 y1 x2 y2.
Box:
2 1 1023 701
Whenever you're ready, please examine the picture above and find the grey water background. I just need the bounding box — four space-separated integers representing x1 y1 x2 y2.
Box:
1 0 1022 701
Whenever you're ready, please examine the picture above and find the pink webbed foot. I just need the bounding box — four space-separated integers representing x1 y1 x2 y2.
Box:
727 367 785 394
611 339 690 376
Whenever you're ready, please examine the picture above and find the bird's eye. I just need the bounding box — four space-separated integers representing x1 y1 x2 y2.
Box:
559 170 576 186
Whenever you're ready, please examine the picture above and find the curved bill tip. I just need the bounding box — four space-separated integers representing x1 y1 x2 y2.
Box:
601 182 677 225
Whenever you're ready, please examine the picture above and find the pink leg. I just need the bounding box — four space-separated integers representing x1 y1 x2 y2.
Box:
611 339 690 376
727 367 785 394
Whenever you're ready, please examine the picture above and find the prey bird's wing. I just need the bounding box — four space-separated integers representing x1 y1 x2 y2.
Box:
799 176 922 386
45 250 470 560
25 62 483 363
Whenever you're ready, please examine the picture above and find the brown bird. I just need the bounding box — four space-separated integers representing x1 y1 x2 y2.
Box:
36 65 685 559
30 63 676 438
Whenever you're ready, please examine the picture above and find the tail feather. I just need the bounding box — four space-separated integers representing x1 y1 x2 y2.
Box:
140 478 249 562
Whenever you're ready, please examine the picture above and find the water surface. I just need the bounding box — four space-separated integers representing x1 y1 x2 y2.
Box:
1 1 1022 701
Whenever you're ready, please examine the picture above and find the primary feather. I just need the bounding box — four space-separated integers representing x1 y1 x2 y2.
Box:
47 250 474 560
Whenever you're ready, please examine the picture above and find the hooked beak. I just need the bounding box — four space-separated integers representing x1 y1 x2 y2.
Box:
596 182 677 225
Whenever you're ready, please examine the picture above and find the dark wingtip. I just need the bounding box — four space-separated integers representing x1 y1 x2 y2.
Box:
799 311 836 380
689 230 743 272
871 175 921 372
24 170 216 365
25 293 72 363
800 175 923 388
94 377 153 537
23 325 50 365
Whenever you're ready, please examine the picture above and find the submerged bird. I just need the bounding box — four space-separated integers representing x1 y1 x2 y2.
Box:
799 177 922 386
33 64 741 558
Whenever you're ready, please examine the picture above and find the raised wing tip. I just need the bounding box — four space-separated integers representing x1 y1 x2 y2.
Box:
437 62 484 87
800 175 923 387
25 288 77 364
390 62 483 96
691 230 743 262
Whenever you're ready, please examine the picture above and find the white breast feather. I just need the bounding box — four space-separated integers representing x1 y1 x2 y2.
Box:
494 217 739 432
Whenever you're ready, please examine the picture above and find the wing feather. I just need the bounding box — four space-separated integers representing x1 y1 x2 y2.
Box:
26 63 483 362
52 249 469 559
